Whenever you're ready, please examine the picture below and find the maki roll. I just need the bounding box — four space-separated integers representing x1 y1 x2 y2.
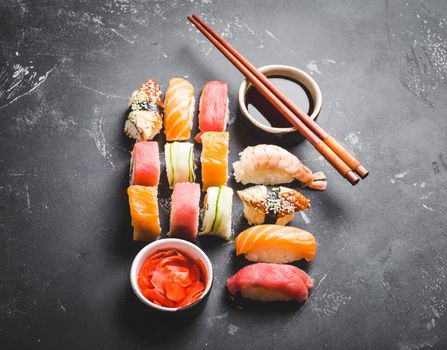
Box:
201 131 229 191
237 185 310 225
227 263 313 302
195 81 229 143
130 141 160 186
199 185 233 240
169 182 200 242
127 185 161 242
164 78 195 141
164 142 196 188
124 80 163 141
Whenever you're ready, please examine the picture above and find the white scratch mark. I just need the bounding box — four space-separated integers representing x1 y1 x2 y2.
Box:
344 132 361 149
316 274 327 289
300 211 311 224
108 28 135 45
228 324 239 335
265 29 280 42
58 298 66 313
306 60 321 75
89 106 116 171
24 182 31 213
394 171 410 179
78 85 126 99
422 204 434 211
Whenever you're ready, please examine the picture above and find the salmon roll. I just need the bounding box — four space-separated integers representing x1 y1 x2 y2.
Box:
227 263 313 302
127 185 161 242
234 224 316 263
164 78 195 141
195 81 229 143
201 131 229 191
130 141 160 186
169 182 200 241
124 79 163 141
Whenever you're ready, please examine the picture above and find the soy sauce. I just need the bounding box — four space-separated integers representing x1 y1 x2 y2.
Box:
245 76 313 128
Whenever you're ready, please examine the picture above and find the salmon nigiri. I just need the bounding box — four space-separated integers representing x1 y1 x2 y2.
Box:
201 131 229 191
234 224 316 263
164 78 195 141
127 185 161 242
227 263 313 302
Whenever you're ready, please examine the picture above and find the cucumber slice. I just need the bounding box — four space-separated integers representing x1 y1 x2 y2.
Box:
165 142 195 188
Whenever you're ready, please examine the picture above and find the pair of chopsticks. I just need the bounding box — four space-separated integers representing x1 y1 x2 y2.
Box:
187 14 368 185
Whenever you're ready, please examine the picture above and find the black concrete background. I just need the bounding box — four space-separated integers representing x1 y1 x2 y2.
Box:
1 0 446 349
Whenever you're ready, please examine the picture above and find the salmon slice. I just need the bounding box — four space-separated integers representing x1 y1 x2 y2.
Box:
164 78 195 141
234 224 316 263
127 185 161 242
200 131 229 191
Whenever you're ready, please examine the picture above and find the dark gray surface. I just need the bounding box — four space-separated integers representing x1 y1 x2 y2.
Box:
1 0 447 349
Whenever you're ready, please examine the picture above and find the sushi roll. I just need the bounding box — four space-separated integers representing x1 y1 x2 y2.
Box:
164 142 196 188
127 185 161 242
130 141 160 186
199 185 233 240
227 263 313 302
124 80 163 141
195 81 229 143
237 185 310 225
233 144 327 190
201 131 229 191
169 182 200 241
234 224 316 263
164 78 195 141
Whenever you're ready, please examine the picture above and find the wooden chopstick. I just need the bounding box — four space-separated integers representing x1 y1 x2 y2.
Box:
187 15 360 185
190 14 368 180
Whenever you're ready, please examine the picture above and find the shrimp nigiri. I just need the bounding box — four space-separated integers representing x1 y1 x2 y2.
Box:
234 224 316 263
232 144 327 190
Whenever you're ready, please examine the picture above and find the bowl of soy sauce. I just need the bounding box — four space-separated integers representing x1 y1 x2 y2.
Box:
238 65 322 138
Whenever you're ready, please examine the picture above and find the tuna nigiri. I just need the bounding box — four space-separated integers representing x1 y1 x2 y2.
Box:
164 78 195 141
227 263 313 302
169 182 200 242
233 144 327 190
234 225 316 263
201 131 229 191
195 81 229 143
237 185 310 225
124 79 163 141
130 141 160 186
127 185 161 242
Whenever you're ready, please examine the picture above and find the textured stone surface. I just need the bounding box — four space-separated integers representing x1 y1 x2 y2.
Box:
0 1 446 349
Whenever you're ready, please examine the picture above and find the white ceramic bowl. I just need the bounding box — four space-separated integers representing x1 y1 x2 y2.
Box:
238 64 322 135
130 238 213 312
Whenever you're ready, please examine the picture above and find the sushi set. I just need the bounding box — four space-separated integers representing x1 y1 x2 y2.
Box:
125 14 368 313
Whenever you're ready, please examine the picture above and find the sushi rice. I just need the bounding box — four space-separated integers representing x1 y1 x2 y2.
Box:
199 185 233 240
164 142 196 188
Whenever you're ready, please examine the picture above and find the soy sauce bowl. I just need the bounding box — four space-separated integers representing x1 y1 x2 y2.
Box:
130 238 213 315
238 64 322 136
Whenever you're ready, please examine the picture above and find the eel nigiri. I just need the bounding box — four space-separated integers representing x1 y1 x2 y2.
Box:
199 185 233 240
234 224 316 263
124 79 163 141
233 144 327 190
195 81 229 143
130 141 160 186
164 78 195 141
127 185 161 242
164 142 195 188
227 263 313 302
169 182 200 241
237 185 310 225
201 131 229 191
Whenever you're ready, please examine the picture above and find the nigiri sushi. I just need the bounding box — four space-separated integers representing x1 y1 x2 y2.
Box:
234 224 316 263
130 141 160 186
169 182 200 241
233 144 327 190
127 185 161 242
164 142 195 188
164 78 195 141
201 131 229 191
124 79 163 141
227 263 313 302
199 185 233 240
195 81 229 143
237 185 310 225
